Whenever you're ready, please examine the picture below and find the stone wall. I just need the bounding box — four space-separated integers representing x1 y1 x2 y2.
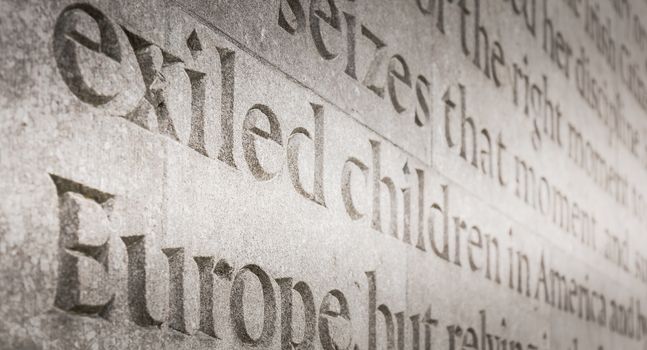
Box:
1 0 647 349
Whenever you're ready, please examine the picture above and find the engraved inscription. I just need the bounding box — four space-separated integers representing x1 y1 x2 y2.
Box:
32 1 647 350
51 175 116 316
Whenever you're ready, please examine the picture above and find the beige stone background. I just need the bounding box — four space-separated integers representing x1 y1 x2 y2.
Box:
1 0 646 349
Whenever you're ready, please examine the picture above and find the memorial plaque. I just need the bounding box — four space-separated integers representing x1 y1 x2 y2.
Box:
1 0 647 349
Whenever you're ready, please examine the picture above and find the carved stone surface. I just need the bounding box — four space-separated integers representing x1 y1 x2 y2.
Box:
1 0 647 349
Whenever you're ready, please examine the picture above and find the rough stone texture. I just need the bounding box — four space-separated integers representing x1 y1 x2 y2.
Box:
1 0 647 349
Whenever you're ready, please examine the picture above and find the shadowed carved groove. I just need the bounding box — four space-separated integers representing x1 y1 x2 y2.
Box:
121 235 164 327
162 248 192 334
309 0 341 60
287 103 326 206
341 157 368 220
278 0 306 34
50 174 115 318
277 278 317 350
217 48 237 168
194 256 218 338
242 104 284 181
230 264 277 347
187 69 208 156
319 289 352 350
360 26 387 98
53 4 121 106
